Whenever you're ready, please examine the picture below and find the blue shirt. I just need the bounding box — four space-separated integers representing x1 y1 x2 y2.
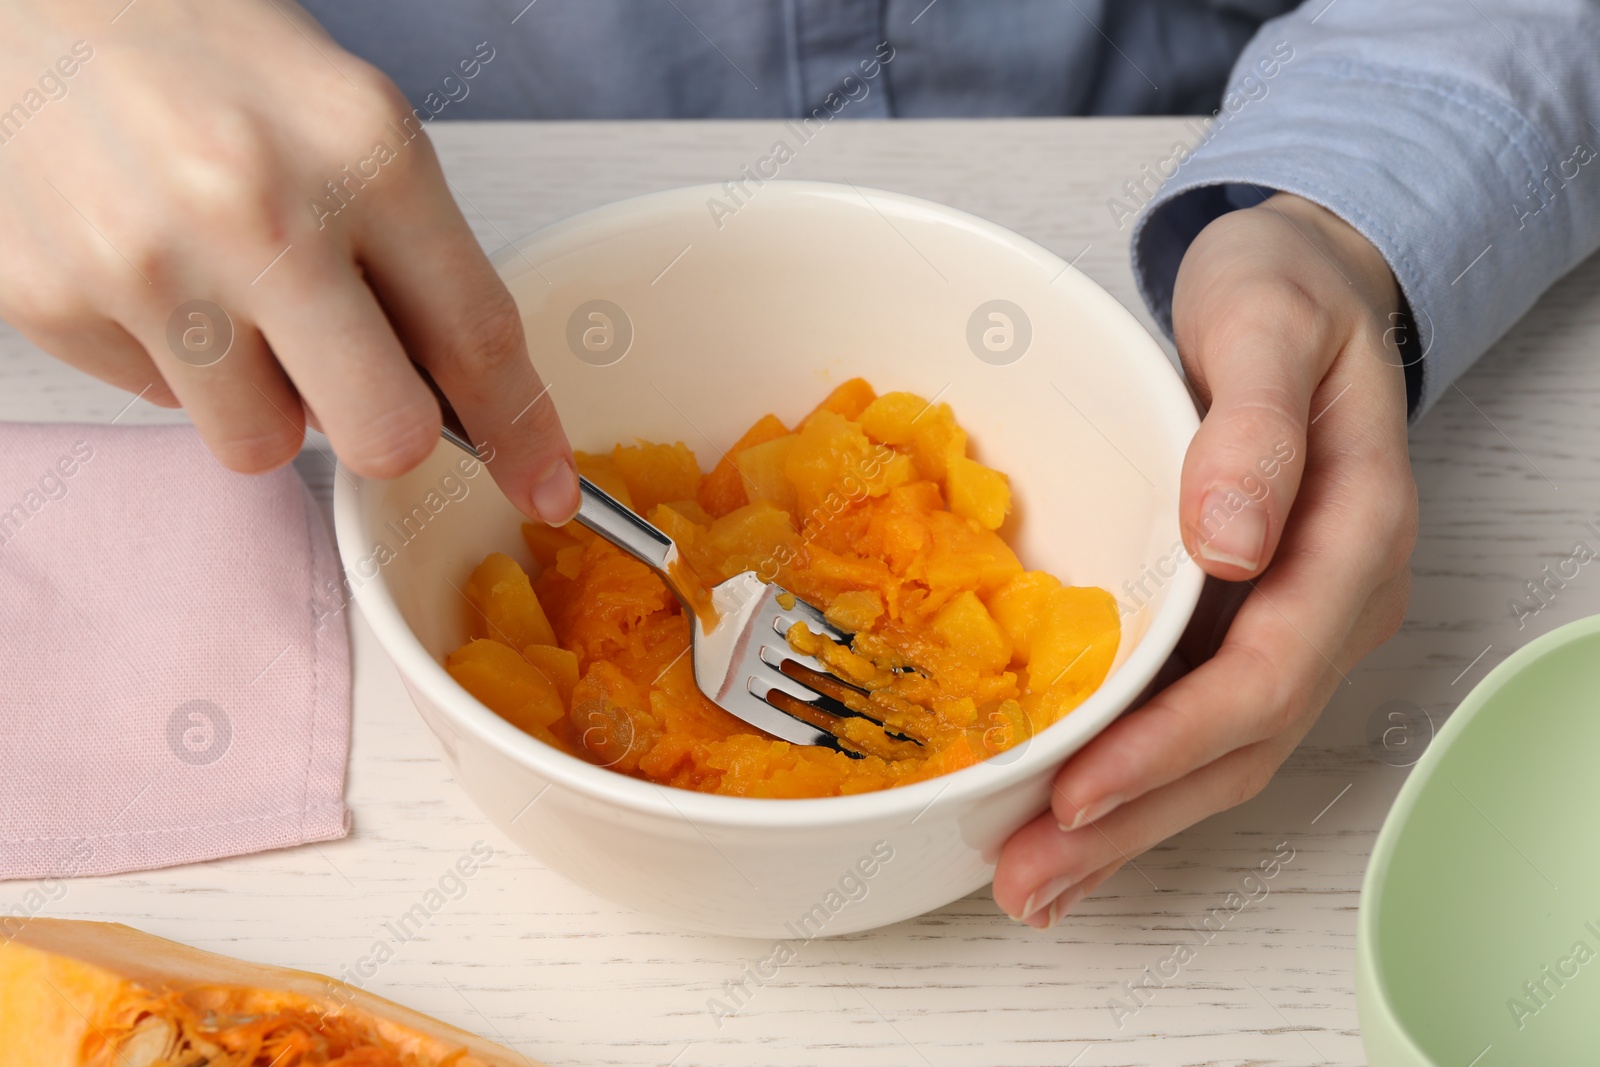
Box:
303 0 1600 419
1132 0 1600 419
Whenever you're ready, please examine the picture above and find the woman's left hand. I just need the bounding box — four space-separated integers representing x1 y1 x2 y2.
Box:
990 193 1418 927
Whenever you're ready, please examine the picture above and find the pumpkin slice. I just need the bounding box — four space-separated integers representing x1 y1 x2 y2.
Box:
0 918 532 1067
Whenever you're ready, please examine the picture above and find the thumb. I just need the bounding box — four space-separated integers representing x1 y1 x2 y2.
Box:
1177 312 1324 580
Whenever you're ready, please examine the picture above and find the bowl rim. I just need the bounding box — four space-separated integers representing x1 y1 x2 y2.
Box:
1355 612 1600 1061
333 180 1204 830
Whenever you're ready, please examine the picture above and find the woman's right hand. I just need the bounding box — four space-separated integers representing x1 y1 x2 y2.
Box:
0 0 578 522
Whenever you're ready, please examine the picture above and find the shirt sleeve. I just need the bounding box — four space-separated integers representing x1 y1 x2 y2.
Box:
1128 0 1600 420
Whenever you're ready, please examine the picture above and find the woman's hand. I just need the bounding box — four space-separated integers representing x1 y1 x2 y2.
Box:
992 192 1418 927
0 0 577 522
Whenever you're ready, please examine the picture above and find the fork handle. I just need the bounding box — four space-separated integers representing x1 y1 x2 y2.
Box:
411 370 681 577
571 475 676 572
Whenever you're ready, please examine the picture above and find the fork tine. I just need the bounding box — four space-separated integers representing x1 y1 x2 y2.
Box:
717 685 842 749
741 687 868 760
751 656 839 705
750 655 922 741
757 644 872 696
747 668 874 726
747 667 925 749
751 585 926 746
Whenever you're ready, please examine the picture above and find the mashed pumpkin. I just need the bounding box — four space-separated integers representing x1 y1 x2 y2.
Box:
444 379 1119 798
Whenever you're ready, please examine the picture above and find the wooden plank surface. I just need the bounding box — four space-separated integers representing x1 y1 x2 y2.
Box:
3 117 1597 1066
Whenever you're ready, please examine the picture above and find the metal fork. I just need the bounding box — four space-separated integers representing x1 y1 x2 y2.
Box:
571 474 914 753
421 377 910 753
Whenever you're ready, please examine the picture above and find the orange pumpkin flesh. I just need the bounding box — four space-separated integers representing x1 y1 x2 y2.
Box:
0 918 529 1066
446 379 1121 798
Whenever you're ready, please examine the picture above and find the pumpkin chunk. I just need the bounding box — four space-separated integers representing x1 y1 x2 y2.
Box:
612 440 702 516
801 377 878 423
946 454 1012 530
985 570 1063 664
733 434 799 516
463 552 557 649
699 413 788 517
447 638 565 735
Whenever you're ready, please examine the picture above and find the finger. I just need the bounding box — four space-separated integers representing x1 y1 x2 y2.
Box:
13 316 181 408
995 732 1298 924
252 256 441 479
1048 439 1404 833
136 315 308 473
1172 278 1332 579
1173 574 1250 667
1015 858 1120 930
352 139 578 524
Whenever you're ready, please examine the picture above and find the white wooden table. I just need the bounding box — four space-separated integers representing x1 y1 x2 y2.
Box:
4 119 1598 1067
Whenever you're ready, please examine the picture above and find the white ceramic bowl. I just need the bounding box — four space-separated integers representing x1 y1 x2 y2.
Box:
334 181 1202 937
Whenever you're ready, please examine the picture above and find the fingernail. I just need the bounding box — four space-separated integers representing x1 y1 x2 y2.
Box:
1021 875 1077 923
531 458 579 525
1196 489 1267 570
1062 792 1125 832
1043 885 1089 929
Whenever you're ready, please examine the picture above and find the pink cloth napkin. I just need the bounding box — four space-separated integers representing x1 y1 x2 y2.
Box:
0 423 350 882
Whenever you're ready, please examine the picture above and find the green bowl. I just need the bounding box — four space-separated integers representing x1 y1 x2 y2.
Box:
1358 614 1600 1065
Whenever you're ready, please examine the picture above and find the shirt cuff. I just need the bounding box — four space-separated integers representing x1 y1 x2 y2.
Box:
1129 56 1568 422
